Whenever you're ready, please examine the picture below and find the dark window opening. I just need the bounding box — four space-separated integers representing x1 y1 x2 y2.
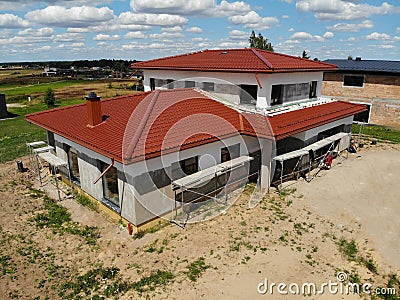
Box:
309 81 317 98
353 103 371 123
179 156 198 175
185 81 195 88
167 79 174 89
47 131 55 147
203 82 215 92
221 144 240 163
317 124 345 141
67 147 80 183
101 163 119 207
240 84 258 104
343 75 364 87
150 78 155 90
271 85 283 106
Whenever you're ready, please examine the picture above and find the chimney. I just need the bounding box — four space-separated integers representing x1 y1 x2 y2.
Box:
85 92 102 127
355 57 361 61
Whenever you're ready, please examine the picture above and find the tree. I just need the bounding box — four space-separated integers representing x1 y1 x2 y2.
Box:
301 50 310 59
249 31 274 52
347 55 353 60
44 87 55 107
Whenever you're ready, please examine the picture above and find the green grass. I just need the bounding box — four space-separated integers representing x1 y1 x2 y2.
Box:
0 80 88 96
338 237 358 261
186 257 210 282
353 124 400 144
0 99 83 164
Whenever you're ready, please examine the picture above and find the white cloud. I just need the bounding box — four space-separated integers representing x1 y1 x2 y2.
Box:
296 0 394 20
396 27 400 34
18 27 54 37
186 26 203 33
124 31 146 39
71 42 84 47
67 27 89 33
379 44 395 49
38 45 52 51
118 12 187 27
93 34 120 41
162 26 182 33
0 14 29 28
219 41 248 48
288 27 295 32
53 32 84 42
366 32 390 40
229 11 279 30
327 20 374 32
25 6 115 27
290 31 325 42
229 29 248 40
150 32 184 39
282 15 290 19
130 0 251 17
323 31 334 39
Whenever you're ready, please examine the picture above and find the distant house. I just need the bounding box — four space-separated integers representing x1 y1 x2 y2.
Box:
25 49 366 231
322 58 400 127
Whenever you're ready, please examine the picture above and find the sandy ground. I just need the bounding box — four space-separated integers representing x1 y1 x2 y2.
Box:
0 144 399 299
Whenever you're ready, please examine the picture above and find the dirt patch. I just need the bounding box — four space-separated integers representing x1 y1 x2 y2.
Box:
0 145 399 299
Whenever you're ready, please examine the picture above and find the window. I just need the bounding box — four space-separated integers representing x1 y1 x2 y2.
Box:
343 75 364 87
309 81 317 98
221 144 240 163
271 82 316 105
101 164 119 206
179 156 198 175
67 147 80 183
167 79 174 89
47 131 55 147
150 78 155 90
352 103 371 124
271 85 283 106
240 84 258 104
203 82 215 92
185 81 195 88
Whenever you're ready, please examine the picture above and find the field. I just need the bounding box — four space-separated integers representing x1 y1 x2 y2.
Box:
0 144 399 299
0 70 140 164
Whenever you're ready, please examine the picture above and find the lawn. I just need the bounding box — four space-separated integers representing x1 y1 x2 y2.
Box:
352 124 400 144
0 80 89 96
0 99 83 164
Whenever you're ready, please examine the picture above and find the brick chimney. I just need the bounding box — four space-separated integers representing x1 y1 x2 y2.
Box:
86 92 102 127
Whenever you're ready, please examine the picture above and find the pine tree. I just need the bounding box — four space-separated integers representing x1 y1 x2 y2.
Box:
249 31 274 52
44 87 55 107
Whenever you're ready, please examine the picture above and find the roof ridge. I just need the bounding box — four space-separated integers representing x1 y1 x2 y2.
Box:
251 48 273 69
132 50 205 66
124 90 161 160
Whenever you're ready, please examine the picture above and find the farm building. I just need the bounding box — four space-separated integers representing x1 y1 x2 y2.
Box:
322 58 400 127
25 49 366 231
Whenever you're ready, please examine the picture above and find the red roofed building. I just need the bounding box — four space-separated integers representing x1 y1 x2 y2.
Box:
25 48 366 230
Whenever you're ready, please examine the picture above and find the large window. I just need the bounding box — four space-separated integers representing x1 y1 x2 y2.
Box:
343 75 364 87
271 82 316 106
151 168 171 188
67 147 80 183
179 156 198 175
101 164 119 207
221 144 240 163
203 82 215 92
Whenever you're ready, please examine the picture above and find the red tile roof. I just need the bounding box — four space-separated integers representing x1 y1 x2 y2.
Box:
26 89 365 163
131 48 337 73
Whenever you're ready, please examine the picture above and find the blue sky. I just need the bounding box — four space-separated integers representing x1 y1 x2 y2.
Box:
0 0 399 63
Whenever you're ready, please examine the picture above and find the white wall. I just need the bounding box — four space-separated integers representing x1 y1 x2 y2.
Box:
142 69 324 109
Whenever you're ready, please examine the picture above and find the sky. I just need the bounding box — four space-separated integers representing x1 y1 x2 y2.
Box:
0 0 399 63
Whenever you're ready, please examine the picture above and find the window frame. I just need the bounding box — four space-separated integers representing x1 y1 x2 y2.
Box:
67 146 80 184
149 78 155 90
184 80 195 88
100 162 120 209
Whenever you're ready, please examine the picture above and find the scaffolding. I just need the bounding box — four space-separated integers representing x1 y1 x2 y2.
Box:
27 141 71 200
171 156 254 228
273 132 351 190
